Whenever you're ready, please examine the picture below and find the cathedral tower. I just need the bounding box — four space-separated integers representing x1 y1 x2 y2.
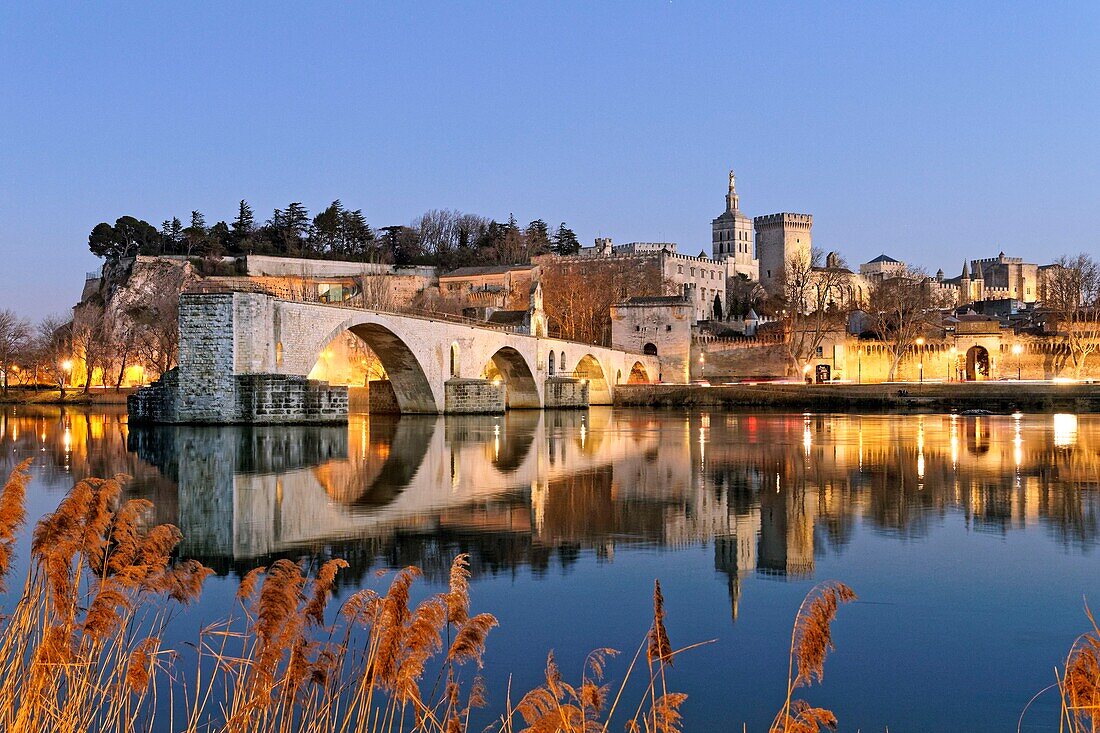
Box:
712 170 758 280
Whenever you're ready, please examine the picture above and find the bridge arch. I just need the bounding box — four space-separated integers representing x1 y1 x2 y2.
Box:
573 354 611 404
482 346 540 409
347 322 438 412
628 361 651 384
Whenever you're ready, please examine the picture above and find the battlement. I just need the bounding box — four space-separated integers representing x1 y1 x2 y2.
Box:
753 213 813 227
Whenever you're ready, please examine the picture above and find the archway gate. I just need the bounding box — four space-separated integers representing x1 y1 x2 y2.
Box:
143 292 662 423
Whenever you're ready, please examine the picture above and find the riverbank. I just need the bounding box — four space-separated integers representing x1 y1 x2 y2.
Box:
615 381 1100 412
0 389 133 405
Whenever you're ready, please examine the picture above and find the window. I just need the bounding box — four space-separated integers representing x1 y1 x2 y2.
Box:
677 265 683 274
548 351 555 375
666 324 672 332
690 268 695 276
635 325 640 332
815 346 824 358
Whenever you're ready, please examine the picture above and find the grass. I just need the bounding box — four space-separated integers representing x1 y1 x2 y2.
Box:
1 460 1093 732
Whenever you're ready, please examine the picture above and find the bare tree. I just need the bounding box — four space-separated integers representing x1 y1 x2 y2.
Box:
541 256 667 345
361 274 399 312
127 259 193 378
0 309 32 394
1043 254 1100 378
866 269 947 380
35 316 73 398
774 248 853 376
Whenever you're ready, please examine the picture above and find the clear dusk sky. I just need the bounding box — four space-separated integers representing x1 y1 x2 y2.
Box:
2 1 1098 319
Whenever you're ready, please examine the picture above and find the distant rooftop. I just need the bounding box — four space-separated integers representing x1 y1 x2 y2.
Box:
867 253 901 264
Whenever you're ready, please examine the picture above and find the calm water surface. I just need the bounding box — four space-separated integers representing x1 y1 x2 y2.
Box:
1 406 1098 731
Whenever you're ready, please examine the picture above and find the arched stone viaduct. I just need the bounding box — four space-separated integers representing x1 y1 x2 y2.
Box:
137 292 664 423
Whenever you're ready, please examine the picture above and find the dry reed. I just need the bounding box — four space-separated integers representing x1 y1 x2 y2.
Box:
29 463 1095 732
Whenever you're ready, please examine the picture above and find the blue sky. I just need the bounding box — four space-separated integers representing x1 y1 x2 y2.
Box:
2 1 1098 319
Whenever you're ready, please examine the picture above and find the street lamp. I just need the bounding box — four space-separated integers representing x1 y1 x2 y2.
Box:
1012 343 1023 380
915 337 925 385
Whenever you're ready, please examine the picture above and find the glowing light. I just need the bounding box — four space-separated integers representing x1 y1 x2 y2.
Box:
1012 343 1023 356
61 360 73 373
1053 413 1078 448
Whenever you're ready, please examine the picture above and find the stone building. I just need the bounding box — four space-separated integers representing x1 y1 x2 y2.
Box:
610 296 694 383
711 170 758 280
934 252 1042 306
534 242 728 323
438 264 539 310
755 212 813 292
859 253 907 282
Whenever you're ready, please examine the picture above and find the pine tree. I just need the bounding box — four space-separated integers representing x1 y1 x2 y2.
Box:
525 219 551 258
231 200 255 238
552 222 580 256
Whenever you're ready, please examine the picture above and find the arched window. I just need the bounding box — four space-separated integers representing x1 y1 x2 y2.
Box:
559 351 566 371
548 351 555 376
643 343 658 356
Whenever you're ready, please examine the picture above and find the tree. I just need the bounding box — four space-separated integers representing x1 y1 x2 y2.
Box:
381 225 422 266
182 211 209 257
541 257 666 345
311 200 348 257
1042 254 1100 378
552 223 581 256
0 310 31 394
774 248 853 376
342 208 377 262
726 274 766 318
525 219 551 258
263 203 312 256
160 217 184 254
35 316 72 399
231 200 256 253
88 216 160 260
866 269 946 380
128 261 191 377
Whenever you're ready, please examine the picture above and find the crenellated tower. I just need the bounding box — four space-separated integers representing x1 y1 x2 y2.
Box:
754 212 813 293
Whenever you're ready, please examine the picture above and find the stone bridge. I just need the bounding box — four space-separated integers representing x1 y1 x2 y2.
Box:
131 291 664 423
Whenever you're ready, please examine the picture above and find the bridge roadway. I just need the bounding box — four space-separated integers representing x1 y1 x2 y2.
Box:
159 291 664 421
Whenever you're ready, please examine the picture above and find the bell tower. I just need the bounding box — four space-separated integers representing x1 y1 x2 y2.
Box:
711 169 758 280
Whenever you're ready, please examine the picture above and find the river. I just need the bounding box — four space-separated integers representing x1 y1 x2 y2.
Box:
1 406 1097 731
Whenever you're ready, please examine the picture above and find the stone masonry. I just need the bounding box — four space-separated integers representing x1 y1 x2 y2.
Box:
444 378 506 414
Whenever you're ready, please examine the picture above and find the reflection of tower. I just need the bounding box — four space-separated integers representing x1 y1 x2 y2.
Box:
758 476 815 577
713 508 761 621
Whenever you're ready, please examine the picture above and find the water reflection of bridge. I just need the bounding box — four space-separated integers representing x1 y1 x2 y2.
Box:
5 406 1099 622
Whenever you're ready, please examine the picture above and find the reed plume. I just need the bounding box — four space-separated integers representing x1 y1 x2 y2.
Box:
771 581 857 733
0 458 32 590
646 580 672 668
1057 604 1100 732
